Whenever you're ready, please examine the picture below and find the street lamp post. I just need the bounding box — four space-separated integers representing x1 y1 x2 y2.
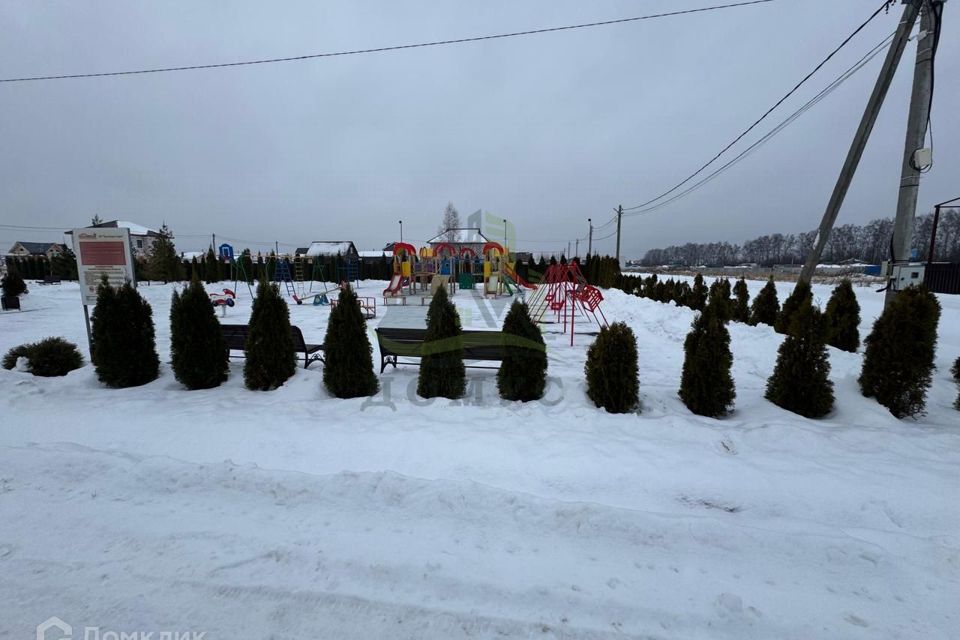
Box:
399 220 403 244
587 218 593 256
503 218 508 247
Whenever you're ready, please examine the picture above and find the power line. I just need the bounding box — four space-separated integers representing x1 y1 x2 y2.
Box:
0 1 777 84
625 31 897 217
622 0 892 213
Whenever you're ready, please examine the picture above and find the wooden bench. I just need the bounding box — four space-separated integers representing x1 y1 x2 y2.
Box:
39 275 62 285
220 323 324 369
375 327 542 373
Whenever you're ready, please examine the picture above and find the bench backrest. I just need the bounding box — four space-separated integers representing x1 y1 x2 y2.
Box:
221 323 308 352
375 327 540 361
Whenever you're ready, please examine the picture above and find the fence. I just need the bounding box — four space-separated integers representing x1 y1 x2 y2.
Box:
924 262 960 295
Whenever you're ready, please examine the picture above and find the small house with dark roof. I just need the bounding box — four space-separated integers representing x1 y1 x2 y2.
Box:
6 241 68 259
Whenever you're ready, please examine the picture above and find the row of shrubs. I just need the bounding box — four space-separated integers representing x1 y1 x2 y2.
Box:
618 273 861 352
3 274 957 418
2 275 549 404
589 274 952 418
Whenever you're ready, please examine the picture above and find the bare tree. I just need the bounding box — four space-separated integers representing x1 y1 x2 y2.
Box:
437 202 460 242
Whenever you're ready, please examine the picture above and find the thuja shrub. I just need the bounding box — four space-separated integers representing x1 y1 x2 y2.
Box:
678 305 735 417
750 277 780 326
859 286 941 418
91 279 160 388
497 300 547 402
323 285 379 398
824 279 861 352
417 286 466 399
585 322 639 414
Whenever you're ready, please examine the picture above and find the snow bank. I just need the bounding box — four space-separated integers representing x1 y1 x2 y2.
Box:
0 280 957 639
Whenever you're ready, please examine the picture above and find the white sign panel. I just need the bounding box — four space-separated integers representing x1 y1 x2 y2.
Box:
73 227 136 305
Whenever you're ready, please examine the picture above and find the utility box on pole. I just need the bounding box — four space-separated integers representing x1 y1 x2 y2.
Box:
889 263 926 292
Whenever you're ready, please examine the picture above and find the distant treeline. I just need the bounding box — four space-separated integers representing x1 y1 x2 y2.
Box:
5 246 624 290
640 211 960 267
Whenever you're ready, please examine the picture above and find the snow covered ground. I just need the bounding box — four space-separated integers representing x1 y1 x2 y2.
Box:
1 278 957 639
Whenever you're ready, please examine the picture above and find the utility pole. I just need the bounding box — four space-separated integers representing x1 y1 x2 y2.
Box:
567 241 571 259
798 1 923 286
575 239 579 258
886 1 937 307
212 233 216 252
587 218 593 256
275 241 279 256
615 205 623 264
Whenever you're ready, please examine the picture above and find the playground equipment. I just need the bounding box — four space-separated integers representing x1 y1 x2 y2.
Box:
527 260 608 346
209 288 236 316
219 244 254 299
338 260 360 287
383 242 417 299
482 242 505 297
274 258 297 297
502 260 536 300
330 295 377 319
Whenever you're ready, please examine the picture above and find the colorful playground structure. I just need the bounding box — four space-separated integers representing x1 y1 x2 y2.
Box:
381 240 537 304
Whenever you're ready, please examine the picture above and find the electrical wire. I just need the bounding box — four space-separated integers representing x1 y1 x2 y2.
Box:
621 0 893 213
623 30 896 217
0 1 776 84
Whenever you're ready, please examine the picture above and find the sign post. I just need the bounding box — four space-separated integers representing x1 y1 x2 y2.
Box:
73 227 137 357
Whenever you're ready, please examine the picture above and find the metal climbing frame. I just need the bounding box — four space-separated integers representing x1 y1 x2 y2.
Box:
527 261 608 346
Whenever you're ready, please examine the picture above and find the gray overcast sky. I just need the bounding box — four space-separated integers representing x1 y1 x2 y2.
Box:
1 0 957 259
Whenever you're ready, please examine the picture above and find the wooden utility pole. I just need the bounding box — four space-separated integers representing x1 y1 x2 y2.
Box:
885 1 937 306
615 205 623 263
575 238 579 258
798 1 923 286
587 218 593 255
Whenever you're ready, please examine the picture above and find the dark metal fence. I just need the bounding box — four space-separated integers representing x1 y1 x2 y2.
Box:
924 262 960 295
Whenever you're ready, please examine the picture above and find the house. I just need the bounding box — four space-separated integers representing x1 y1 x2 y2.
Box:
302 241 359 260
428 227 492 259
65 220 165 258
6 241 68 259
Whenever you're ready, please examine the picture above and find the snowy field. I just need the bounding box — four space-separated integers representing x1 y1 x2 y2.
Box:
1 278 958 639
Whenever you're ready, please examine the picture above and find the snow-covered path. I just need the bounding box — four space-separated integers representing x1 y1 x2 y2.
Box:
1 280 957 639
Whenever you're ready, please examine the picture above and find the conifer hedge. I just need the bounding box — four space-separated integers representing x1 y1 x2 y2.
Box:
417 286 466 399
91 279 160 388
952 357 960 411
244 278 296 391
824 279 860 352
170 278 229 390
585 322 639 413
688 274 708 311
859 286 941 418
750 277 780 326
678 306 735 417
1 267 27 297
497 300 547 402
323 286 379 398
732 278 750 323
765 302 834 418
775 280 812 334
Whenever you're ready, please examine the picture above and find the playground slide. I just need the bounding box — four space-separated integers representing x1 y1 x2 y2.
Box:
383 274 404 296
502 264 536 289
485 273 499 296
